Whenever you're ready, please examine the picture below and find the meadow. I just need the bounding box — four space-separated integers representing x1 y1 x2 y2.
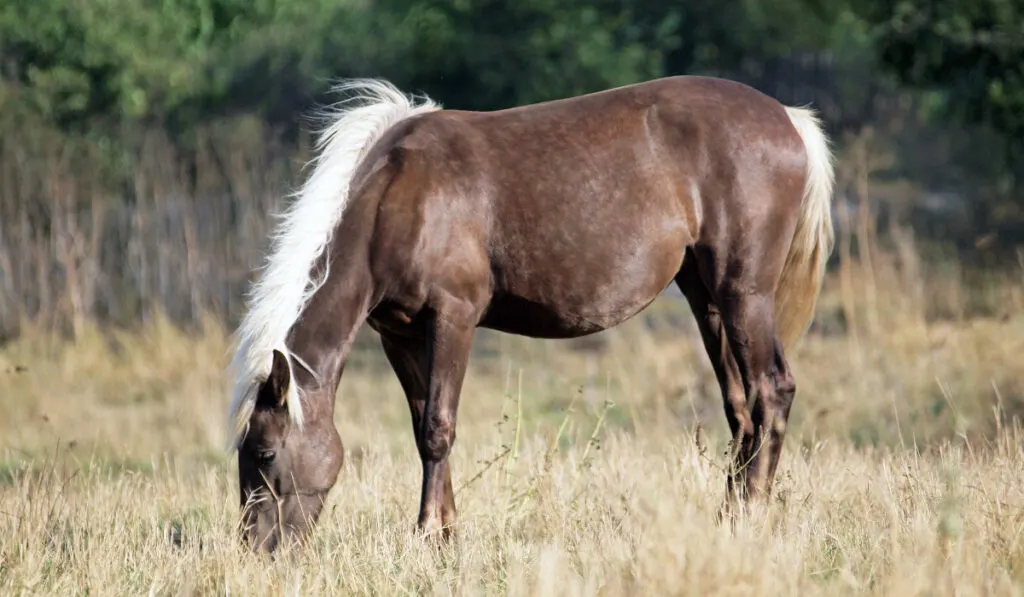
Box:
2 0 1021 593
2 252 1024 596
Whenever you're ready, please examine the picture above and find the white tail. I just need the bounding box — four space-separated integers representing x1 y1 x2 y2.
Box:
226 80 440 449
774 106 836 350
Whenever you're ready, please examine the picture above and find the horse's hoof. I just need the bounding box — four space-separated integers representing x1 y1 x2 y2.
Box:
716 495 745 529
417 520 456 548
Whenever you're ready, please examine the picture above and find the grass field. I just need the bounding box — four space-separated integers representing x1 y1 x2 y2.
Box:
3 266 1024 596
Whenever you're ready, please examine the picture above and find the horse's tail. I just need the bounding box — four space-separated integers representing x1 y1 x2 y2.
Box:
227 80 439 446
774 106 836 351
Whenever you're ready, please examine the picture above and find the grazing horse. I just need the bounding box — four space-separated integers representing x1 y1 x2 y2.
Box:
227 75 835 552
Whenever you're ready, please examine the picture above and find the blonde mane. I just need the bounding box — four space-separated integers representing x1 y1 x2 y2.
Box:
226 79 440 449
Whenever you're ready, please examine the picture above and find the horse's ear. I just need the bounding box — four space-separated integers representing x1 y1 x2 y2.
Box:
256 349 291 410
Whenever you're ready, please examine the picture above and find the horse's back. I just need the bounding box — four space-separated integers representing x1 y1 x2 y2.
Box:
399 75 807 223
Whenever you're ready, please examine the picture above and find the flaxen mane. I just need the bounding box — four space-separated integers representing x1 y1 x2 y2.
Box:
225 80 440 449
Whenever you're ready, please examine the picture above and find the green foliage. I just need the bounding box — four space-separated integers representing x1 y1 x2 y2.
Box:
2 0 1017 142
0 0 347 130
372 0 677 110
0 0 674 130
859 0 1024 145
1 0 1021 249
2 0 1024 337
0 0 881 128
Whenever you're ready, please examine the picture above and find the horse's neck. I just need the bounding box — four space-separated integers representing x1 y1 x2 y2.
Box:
285 253 374 413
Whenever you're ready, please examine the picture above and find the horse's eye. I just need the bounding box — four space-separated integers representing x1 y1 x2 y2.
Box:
257 449 276 463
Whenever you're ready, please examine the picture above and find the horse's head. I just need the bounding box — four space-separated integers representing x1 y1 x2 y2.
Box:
237 349 343 553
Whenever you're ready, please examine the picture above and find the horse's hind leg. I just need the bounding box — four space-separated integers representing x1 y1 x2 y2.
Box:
675 257 753 502
716 284 795 501
679 250 796 502
379 334 458 537
762 335 796 487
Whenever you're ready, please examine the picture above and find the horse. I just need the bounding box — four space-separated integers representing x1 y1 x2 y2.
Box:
226 75 835 552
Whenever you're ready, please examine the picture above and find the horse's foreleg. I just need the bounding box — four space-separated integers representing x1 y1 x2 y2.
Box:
416 296 476 541
379 334 459 537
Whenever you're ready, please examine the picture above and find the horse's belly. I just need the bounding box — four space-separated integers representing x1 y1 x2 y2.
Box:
480 291 661 338
481 235 685 338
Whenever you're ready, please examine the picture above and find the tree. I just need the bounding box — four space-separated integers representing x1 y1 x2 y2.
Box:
858 0 1024 150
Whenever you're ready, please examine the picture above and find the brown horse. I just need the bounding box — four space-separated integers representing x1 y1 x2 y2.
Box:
227 75 835 552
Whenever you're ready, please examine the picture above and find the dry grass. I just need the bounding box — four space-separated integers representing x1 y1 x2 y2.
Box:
2 266 1024 596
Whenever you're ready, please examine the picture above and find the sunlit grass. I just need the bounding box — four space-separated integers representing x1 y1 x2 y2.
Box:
2 269 1024 595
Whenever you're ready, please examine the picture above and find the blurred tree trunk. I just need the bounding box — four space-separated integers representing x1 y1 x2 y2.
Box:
852 126 880 338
